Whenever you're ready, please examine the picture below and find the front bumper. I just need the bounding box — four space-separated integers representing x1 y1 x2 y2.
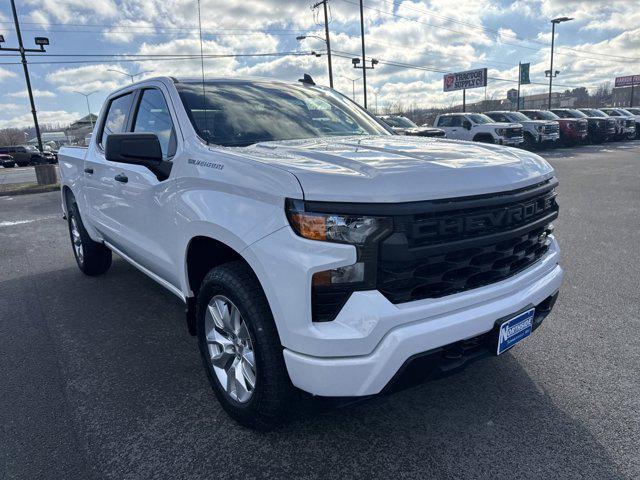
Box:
499 136 524 146
538 133 560 143
276 238 562 397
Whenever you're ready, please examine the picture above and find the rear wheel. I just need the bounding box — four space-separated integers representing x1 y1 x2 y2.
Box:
196 261 296 430
67 196 112 276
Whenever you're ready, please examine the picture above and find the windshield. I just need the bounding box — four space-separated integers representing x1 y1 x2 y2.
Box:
468 114 495 124
505 112 531 122
177 81 390 147
524 110 559 120
581 109 607 117
382 116 417 128
626 108 640 115
616 109 633 116
567 109 587 118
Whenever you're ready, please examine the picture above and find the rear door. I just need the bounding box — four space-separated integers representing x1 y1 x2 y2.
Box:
83 91 136 238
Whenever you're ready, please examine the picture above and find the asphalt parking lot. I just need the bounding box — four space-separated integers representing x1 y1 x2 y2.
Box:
0 166 49 186
1 141 639 480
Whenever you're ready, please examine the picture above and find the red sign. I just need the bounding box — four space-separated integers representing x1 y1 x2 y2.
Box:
615 75 640 88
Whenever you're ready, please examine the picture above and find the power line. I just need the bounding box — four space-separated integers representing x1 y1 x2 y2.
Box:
337 0 638 65
0 51 316 66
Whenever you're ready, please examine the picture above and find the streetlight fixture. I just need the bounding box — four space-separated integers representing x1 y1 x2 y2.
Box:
107 69 151 83
340 76 361 102
73 91 98 130
547 16 573 109
296 34 333 88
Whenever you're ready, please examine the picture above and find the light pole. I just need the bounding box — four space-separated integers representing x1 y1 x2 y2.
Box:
341 76 361 102
73 91 98 129
107 69 151 83
296 34 333 88
0 0 50 153
547 16 573 109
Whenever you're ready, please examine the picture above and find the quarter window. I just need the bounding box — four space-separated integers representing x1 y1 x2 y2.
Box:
101 93 134 147
132 89 176 158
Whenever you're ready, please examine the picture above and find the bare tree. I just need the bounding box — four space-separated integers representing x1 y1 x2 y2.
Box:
0 128 27 146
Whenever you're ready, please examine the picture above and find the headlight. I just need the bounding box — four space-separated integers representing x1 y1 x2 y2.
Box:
566 122 574 129
286 199 393 322
536 125 544 132
285 199 392 246
495 128 506 136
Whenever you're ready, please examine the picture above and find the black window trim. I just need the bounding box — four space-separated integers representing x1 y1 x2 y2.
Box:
129 86 178 160
96 90 137 151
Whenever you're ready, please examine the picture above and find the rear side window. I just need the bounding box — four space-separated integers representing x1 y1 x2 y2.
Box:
438 116 453 127
132 89 177 158
101 93 134 146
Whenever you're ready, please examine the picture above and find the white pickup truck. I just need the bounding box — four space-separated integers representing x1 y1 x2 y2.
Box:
485 111 560 149
434 112 524 146
59 76 563 429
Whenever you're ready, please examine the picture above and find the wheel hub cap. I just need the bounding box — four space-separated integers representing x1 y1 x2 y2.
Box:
70 217 83 264
204 295 256 403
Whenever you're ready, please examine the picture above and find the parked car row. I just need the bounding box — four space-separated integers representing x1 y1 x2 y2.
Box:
377 108 638 151
0 145 58 168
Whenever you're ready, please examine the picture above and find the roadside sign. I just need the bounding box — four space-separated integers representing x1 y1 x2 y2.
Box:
443 68 488 92
519 63 531 85
615 75 640 87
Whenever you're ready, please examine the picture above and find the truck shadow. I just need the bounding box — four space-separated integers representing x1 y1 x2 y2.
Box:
2 258 627 480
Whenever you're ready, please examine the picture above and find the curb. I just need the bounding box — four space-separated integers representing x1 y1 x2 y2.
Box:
0 184 59 197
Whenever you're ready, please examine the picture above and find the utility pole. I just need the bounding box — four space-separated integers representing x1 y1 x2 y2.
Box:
462 89 466 112
517 62 521 111
311 0 334 88
0 0 50 152
547 17 573 110
359 0 367 109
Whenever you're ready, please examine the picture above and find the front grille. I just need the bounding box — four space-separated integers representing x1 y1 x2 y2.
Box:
543 124 559 134
506 127 523 138
577 120 588 133
376 179 558 304
625 119 635 128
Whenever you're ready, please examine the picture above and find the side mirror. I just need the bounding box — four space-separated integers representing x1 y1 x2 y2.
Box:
105 133 171 180
462 120 472 130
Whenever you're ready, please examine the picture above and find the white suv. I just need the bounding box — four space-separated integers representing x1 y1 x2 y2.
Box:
59 77 562 429
434 113 524 146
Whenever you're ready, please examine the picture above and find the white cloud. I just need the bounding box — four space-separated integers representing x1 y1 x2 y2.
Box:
46 64 129 93
0 110 81 129
0 67 17 82
8 89 57 99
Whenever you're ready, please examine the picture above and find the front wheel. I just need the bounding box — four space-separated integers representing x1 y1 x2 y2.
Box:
67 198 112 275
196 261 296 430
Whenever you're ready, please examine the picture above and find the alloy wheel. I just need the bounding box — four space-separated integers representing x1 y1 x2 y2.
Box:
205 295 256 403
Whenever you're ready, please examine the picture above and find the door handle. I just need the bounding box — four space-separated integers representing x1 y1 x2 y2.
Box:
114 173 128 183
84 167 93 174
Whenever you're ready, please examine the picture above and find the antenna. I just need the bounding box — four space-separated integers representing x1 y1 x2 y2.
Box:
197 0 209 143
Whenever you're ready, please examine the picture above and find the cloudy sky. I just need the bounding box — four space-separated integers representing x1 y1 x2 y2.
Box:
0 0 638 129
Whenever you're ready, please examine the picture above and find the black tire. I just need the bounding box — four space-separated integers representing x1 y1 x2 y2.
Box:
67 196 112 276
196 261 295 430
473 134 495 144
523 132 537 150
3 163 15 168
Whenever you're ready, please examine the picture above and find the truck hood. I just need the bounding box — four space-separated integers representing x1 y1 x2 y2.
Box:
239 135 554 203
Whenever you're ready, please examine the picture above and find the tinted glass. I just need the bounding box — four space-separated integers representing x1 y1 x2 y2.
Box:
468 114 494 124
449 116 463 127
617 109 633 116
178 82 389 147
384 116 416 128
581 109 607 117
626 108 640 115
133 89 176 158
505 112 530 122
101 93 133 146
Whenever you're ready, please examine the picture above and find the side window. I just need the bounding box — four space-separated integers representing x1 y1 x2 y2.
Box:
132 89 177 158
450 116 463 127
101 93 134 147
437 116 452 127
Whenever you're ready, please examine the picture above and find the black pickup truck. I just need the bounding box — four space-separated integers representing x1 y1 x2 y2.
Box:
551 108 615 144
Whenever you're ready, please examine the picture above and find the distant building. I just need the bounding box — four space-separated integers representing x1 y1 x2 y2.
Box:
611 86 639 108
26 131 70 149
64 114 98 145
